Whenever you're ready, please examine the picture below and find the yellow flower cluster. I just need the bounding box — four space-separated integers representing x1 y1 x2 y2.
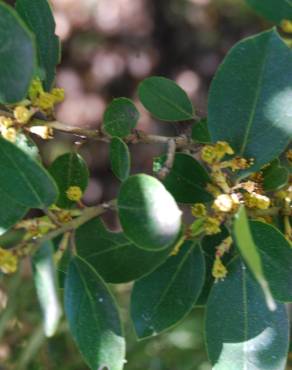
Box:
201 141 234 164
191 203 207 218
0 248 18 274
13 106 32 125
212 193 239 213
244 192 271 210
204 216 221 235
212 256 227 281
281 19 292 33
66 186 83 202
29 78 65 111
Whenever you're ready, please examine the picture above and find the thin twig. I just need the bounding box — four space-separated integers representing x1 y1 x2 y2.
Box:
157 138 176 180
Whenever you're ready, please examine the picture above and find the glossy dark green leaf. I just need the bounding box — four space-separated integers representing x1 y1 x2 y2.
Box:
153 153 212 204
208 30 292 175
49 152 89 208
246 0 292 24
250 220 292 302
0 136 58 209
64 257 125 370
32 241 62 337
138 76 194 121
262 160 288 191
76 218 172 284
206 259 289 370
16 0 60 90
233 206 275 310
110 137 130 182
118 174 182 251
131 242 205 339
103 98 139 138
0 3 35 103
191 119 211 144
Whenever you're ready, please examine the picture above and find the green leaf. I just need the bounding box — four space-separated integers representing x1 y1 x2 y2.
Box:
262 160 289 191
14 133 40 161
49 152 89 209
205 258 289 370
138 76 194 121
131 242 205 339
64 257 125 370
0 2 35 103
32 241 62 337
245 0 292 24
191 118 211 144
249 220 292 302
0 136 58 209
233 206 275 310
110 137 130 182
153 153 212 204
76 218 172 284
208 29 292 175
16 0 60 90
118 174 182 251
103 98 139 138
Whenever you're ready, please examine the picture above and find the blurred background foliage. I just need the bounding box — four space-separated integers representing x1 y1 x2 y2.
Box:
1 0 291 369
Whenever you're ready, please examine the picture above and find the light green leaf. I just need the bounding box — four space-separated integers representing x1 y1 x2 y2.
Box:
245 0 292 24
49 152 89 209
205 258 289 370
76 218 172 284
110 137 130 182
16 0 60 90
103 98 139 138
233 206 275 310
64 257 126 370
118 174 182 251
0 136 58 209
0 2 35 103
32 241 62 337
131 242 205 339
138 76 194 121
208 30 292 175
153 153 212 204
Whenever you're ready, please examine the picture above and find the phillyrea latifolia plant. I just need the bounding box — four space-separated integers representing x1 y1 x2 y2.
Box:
0 0 291 369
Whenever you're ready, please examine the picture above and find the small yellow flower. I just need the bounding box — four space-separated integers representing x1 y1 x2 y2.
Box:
204 216 221 235
229 157 250 171
212 256 227 281
216 236 233 257
1 127 17 142
13 106 32 125
201 145 217 164
0 248 18 274
57 210 72 223
51 88 65 103
214 141 234 157
35 92 56 110
66 186 83 202
244 192 270 210
0 116 13 128
213 194 233 213
191 203 207 218
29 125 53 139
281 19 292 33
29 78 44 102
